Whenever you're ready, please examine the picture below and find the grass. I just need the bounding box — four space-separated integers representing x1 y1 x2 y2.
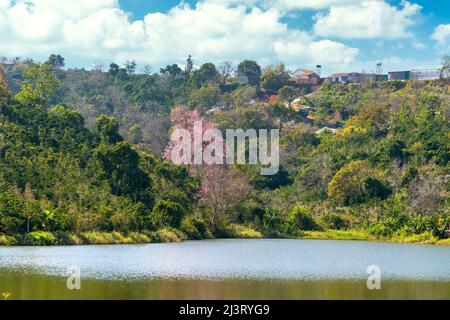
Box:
225 224 263 238
0 231 154 246
297 229 450 246
1 227 448 246
299 229 375 241
155 228 187 243
391 232 440 245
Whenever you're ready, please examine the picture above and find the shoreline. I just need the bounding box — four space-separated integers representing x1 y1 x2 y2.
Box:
1 228 449 247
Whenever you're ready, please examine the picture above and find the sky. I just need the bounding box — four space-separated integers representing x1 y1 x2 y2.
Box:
0 0 449 75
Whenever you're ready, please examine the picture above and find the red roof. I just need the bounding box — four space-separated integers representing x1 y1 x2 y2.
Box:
299 69 316 76
292 69 318 77
268 95 279 104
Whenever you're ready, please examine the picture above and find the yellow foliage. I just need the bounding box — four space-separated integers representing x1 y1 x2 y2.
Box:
327 160 371 205
338 125 367 137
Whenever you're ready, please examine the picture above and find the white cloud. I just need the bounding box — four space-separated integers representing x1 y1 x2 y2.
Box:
431 24 450 51
313 0 421 39
274 38 359 66
206 0 361 11
0 0 360 72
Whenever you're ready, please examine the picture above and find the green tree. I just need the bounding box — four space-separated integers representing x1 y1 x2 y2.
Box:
261 64 290 94
328 160 391 205
125 60 137 75
46 54 65 70
237 60 261 86
96 115 123 144
109 63 120 77
94 141 151 203
287 205 319 232
278 85 297 107
160 64 182 77
15 63 61 107
185 55 194 75
189 84 221 112
193 62 219 86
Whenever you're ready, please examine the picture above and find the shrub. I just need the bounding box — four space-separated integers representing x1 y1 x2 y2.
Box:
0 234 17 246
368 223 392 238
150 199 185 229
79 232 132 245
25 231 56 245
408 214 449 239
180 215 208 240
262 208 285 233
54 232 82 245
320 212 349 230
156 228 186 243
287 205 320 232
363 177 391 200
225 224 263 238
127 232 151 243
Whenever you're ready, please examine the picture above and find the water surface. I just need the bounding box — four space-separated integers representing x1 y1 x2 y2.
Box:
1 239 449 299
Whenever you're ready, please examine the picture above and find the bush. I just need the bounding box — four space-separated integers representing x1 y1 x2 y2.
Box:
127 232 151 243
151 199 185 229
0 234 17 246
320 212 349 230
363 177 391 200
287 205 320 232
156 228 186 243
368 223 392 238
25 231 56 245
225 224 263 238
262 208 285 233
180 215 208 240
408 214 449 239
54 232 82 245
79 232 133 245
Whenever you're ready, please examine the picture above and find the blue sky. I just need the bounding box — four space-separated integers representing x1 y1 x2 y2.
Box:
0 0 449 75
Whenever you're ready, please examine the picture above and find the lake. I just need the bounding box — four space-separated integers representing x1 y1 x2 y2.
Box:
0 239 449 299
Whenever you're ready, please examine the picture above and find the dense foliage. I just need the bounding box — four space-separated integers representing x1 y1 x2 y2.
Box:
0 55 448 245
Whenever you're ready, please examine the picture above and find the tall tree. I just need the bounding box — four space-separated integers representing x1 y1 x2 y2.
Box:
194 62 219 86
15 63 61 107
237 60 261 86
198 166 252 228
261 64 290 94
278 85 297 107
96 115 123 145
125 60 137 75
46 54 65 70
94 141 152 203
109 63 120 77
185 55 194 75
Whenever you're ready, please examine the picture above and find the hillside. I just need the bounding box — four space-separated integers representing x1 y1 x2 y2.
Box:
0 57 449 246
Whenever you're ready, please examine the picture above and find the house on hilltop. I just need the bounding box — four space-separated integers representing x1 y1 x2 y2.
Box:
327 73 353 83
290 69 321 85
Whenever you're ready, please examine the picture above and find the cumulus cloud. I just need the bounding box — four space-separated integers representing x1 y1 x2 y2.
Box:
431 24 450 51
206 0 361 11
0 0 359 71
313 0 421 39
